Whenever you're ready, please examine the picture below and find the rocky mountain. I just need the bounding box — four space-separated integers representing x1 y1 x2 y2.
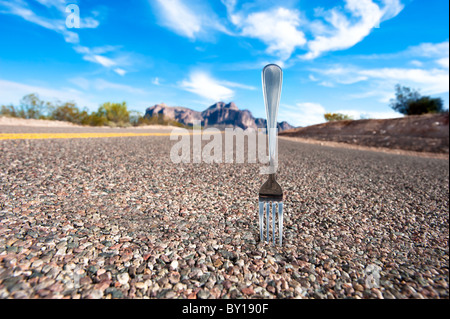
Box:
145 102 295 131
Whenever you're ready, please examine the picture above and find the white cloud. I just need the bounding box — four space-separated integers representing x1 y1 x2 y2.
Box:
237 8 306 60
319 81 335 87
180 72 234 101
410 60 423 67
74 45 131 74
436 58 449 69
154 0 201 39
220 80 256 90
223 4 306 61
83 55 117 68
153 0 230 40
313 63 449 98
358 67 449 95
0 78 97 108
314 66 369 84
301 0 404 59
152 77 160 85
114 68 127 76
408 41 449 58
279 102 327 127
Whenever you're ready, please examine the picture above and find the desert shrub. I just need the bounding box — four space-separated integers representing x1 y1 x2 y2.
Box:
0 104 18 117
324 112 353 122
390 84 445 115
97 102 130 126
50 102 82 123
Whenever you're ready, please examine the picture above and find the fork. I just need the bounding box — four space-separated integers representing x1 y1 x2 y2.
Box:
259 64 284 246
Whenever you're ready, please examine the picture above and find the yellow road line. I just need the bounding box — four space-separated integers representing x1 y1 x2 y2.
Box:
0 132 204 140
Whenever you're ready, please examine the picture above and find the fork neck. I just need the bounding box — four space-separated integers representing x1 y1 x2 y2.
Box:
268 173 277 183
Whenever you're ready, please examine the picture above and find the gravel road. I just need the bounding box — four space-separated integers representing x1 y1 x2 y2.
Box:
0 126 448 299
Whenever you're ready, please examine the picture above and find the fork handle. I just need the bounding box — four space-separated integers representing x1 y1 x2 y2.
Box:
262 64 282 171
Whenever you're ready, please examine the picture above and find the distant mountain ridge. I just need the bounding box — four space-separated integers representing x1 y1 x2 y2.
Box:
145 102 295 131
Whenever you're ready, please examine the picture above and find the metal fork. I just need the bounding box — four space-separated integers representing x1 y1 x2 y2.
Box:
259 64 284 246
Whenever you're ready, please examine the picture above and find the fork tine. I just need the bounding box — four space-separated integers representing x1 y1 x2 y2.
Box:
278 202 283 246
266 202 270 243
258 201 264 242
272 202 276 245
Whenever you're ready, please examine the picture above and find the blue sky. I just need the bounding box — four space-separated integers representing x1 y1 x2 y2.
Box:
0 0 448 126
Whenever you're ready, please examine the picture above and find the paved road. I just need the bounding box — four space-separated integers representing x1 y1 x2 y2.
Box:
0 125 448 299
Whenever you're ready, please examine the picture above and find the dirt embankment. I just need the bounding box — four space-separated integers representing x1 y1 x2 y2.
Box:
280 113 449 154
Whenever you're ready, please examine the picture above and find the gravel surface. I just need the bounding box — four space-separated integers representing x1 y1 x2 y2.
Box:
0 127 448 299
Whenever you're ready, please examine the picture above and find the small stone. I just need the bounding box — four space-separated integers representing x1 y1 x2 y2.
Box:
353 283 364 292
117 272 130 285
197 289 210 299
87 289 103 299
241 287 254 295
169 272 181 284
31 260 44 268
135 282 147 290
213 259 223 268
95 280 111 291
170 260 179 270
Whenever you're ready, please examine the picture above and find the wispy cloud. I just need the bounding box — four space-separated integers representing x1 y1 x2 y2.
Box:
301 0 404 60
279 102 327 127
232 7 306 61
311 40 449 100
436 58 449 69
69 77 146 95
179 70 256 101
0 0 99 44
358 67 449 95
180 71 235 101
114 68 127 76
73 45 132 75
0 78 97 108
152 0 230 40
308 57 448 107
153 0 201 39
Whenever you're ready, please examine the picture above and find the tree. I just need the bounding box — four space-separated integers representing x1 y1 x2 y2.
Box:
97 102 130 126
19 93 50 119
129 110 143 126
390 84 445 115
324 113 353 122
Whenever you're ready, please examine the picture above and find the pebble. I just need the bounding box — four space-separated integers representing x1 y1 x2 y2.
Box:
117 272 130 285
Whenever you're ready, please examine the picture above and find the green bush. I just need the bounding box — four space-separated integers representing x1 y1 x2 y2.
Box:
390 84 445 115
324 112 353 122
51 102 82 123
97 102 130 126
